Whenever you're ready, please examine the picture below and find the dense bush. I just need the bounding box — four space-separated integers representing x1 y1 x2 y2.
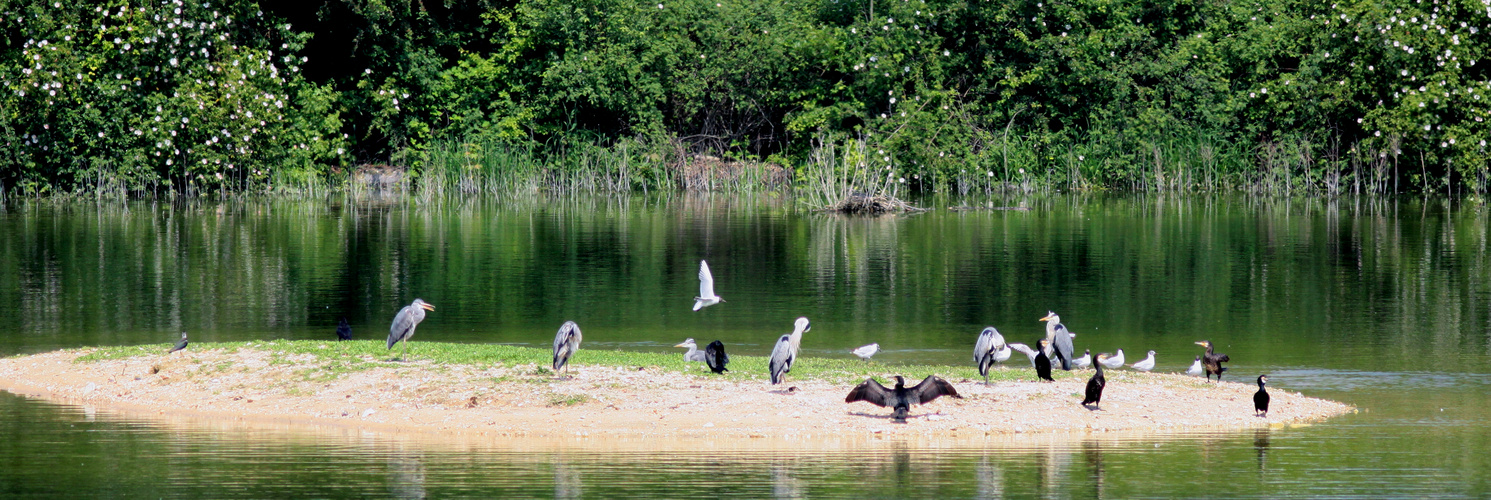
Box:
1 0 1488 195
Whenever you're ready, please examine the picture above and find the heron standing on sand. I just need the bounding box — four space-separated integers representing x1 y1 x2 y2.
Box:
674 338 708 364
693 260 724 311
387 299 435 361
552 321 583 376
974 326 1006 385
1039 311 1075 370
768 317 811 385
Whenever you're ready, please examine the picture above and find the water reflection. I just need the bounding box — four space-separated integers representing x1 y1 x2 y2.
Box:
553 461 582 500
1254 428 1271 473
975 456 1004 499
387 454 427 500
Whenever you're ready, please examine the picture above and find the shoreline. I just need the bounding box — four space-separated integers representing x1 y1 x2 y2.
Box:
0 346 1354 443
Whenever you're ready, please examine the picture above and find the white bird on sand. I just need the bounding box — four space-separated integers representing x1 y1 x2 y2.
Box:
1186 356 1204 376
1008 343 1039 367
1072 349 1092 369
692 260 724 311
1131 350 1156 372
1099 349 1125 369
852 343 880 361
674 338 708 363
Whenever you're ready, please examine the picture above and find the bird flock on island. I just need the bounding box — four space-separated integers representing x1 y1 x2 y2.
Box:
166 259 1273 422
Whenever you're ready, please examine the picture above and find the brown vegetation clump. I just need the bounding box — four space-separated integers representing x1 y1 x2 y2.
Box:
679 155 792 191
826 193 926 214
352 165 407 190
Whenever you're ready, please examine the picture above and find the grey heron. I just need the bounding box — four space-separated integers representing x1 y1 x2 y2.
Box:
1254 375 1270 417
167 331 188 353
692 260 724 311
1034 339 1054 381
1195 340 1230 381
852 343 880 361
1072 349 1093 369
552 321 582 376
1186 356 1204 377
705 340 729 373
1099 349 1125 369
1082 353 1110 409
845 375 962 422
1039 311 1075 370
336 317 352 341
1131 350 1156 372
674 338 708 364
973 326 1006 385
386 299 435 361
768 317 811 385
1008 343 1038 367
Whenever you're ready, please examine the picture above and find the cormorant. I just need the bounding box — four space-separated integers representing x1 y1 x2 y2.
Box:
1034 339 1055 382
1254 375 1270 417
1082 353 1109 409
845 375 963 422
705 340 729 373
1195 340 1230 382
336 318 352 341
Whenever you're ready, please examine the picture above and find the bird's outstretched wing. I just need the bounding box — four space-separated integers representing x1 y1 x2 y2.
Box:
698 260 716 299
705 340 729 373
1215 353 1231 363
845 378 894 406
907 375 962 405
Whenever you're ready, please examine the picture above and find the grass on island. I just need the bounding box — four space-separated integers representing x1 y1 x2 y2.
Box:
70 340 1083 386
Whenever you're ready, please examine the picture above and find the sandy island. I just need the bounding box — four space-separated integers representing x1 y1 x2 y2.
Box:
0 347 1353 441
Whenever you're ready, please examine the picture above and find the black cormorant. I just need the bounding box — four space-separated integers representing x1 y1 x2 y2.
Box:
1254 374 1270 417
705 340 729 373
1195 340 1230 382
845 375 962 422
1082 353 1109 409
1034 339 1055 382
336 317 352 341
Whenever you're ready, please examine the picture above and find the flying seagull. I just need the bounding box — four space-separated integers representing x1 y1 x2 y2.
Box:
693 260 724 311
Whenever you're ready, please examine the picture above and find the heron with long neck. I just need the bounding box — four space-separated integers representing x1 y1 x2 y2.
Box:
387 299 435 361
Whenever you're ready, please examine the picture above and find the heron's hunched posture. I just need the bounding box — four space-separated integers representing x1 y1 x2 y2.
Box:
167 331 189 353
387 299 435 361
1040 311 1075 371
705 340 729 373
1196 340 1230 382
674 338 708 363
552 321 583 376
768 317 811 385
973 326 1006 385
845 375 962 422
692 260 724 311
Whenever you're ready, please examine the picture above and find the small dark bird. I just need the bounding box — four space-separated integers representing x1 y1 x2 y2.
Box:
1195 340 1230 382
1034 339 1055 382
336 317 352 341
167 331 189 353
1082 353 1109 409
705 340 729 373
1254 374 1270 417
845 375 963 422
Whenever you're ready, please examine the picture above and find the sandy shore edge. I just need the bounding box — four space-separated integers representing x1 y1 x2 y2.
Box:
0 347 1354 444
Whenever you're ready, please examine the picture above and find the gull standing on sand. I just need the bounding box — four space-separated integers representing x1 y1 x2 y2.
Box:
1099 348 1125 369
1186 356 1205 377
1131 350 1156 372
674 338 708 363
692 260 724 311
387 299 435 361
973 326 1006 385
768 317 811 385
552 321 583 376
1072 349 1093 369
1039 312 1076 370
852 343 880 361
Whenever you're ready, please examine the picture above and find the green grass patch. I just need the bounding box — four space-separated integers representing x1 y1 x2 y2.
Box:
69 340 1077 385
546 393 591 407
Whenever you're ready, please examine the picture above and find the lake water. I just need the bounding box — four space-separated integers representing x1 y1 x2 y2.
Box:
1 194 1488 498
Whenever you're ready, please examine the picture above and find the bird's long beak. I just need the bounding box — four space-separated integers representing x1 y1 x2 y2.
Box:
1039 314 1054 322
673 343 688 348
421 303 436 311
1194 341 1206 346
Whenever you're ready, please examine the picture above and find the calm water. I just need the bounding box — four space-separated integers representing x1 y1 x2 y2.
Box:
1 194 1488 498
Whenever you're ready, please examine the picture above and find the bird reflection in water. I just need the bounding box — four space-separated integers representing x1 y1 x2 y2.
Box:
974 456 1005 498
1254 428 1272 472
554 461 583 500
1082 439 1106 500
387 455 427 500
771 464 805 500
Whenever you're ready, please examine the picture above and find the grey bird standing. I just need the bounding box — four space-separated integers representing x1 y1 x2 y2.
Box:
674 338 708 364
167 331 189 353
973 326 1007 385
387 299 435 361
1039 311 1075 370
768 317 811 385
552 321 583 376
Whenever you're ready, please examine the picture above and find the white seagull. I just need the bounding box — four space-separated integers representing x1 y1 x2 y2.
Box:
1186 356 1205 376
1008 343 1039 367
692 260 724 311
1131 350 1156 372
1099 349 1126 369
1072 349 1093 369
852 343 880 361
